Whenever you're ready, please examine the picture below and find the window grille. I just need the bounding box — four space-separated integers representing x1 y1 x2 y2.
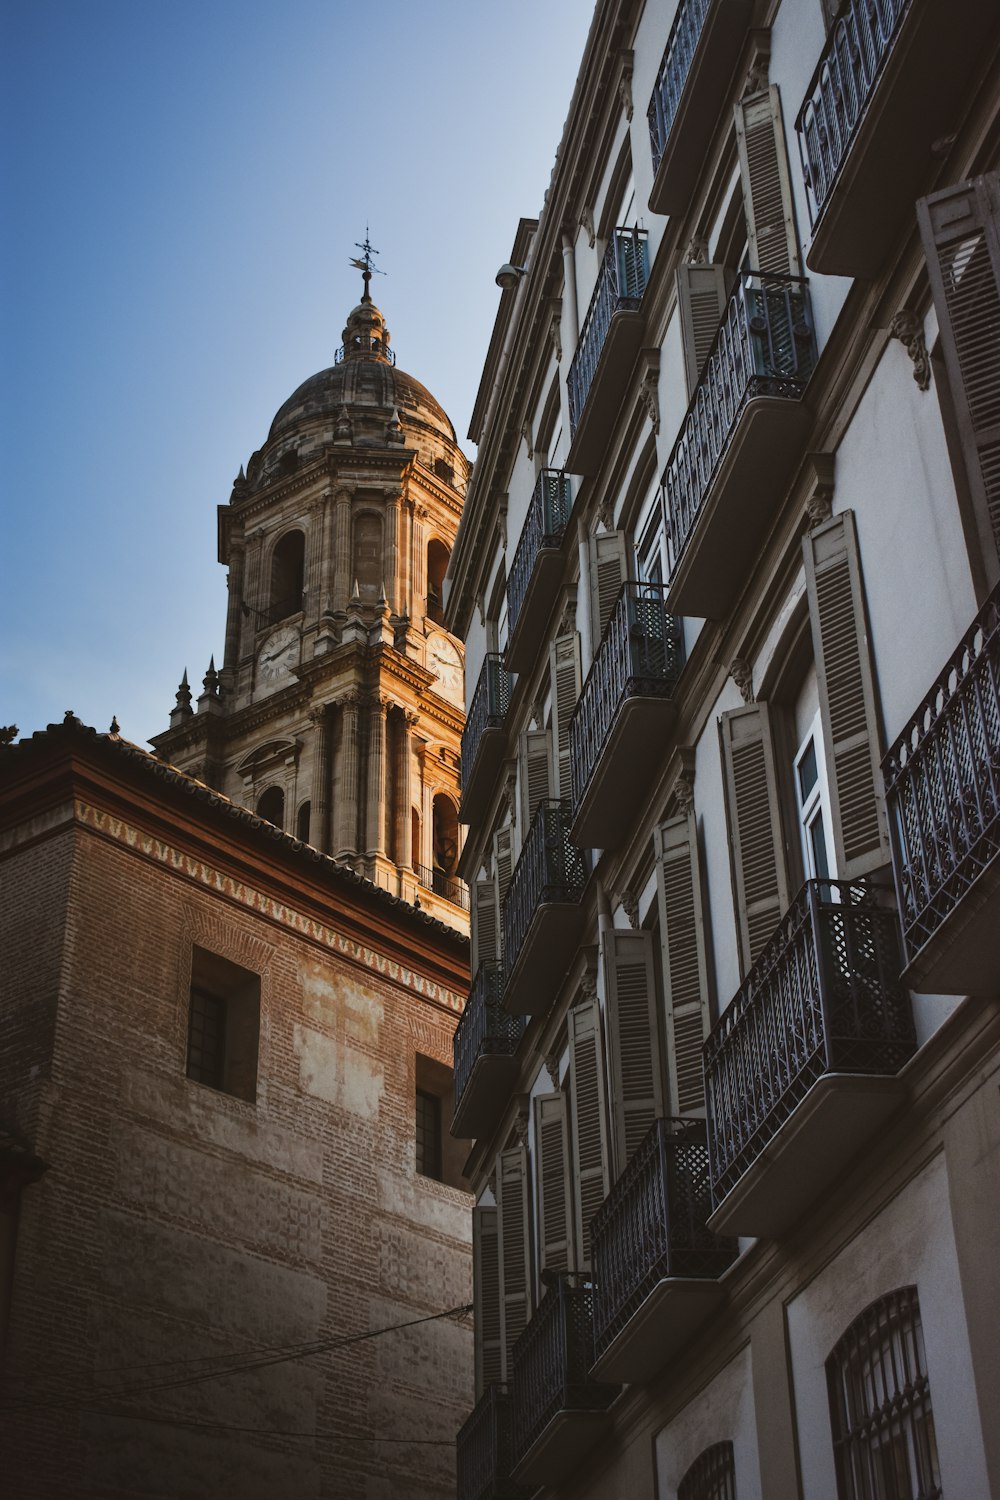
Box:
826 1286 942 1500
415 1087 443 1180
678 1441 737 1500
186 988 226 1089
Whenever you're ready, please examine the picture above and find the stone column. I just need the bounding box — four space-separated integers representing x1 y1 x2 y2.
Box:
242 529 264 656
309 703 333 853
320 487 335 614
412 505 428 627
305 491 328 626
222 540 245 675
384 488 401 615
334 692 360 860
420 745 434 870
365 696 388 857
396 710 418 870
399 498 413 620
332 485 354 613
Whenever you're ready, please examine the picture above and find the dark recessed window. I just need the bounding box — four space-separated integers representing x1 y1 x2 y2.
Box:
414 1053 467 1190
678 1442 737 1500
186 947 261 1103
187 988 226 1090
415 1088 442 1180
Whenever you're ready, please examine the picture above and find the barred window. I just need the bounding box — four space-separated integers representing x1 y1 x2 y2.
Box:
678 1441 736 1500
415 1087 442 1179
185 947 260 1103
826 1286 942 1500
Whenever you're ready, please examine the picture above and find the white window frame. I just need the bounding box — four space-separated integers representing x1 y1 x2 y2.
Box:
794 710 836 883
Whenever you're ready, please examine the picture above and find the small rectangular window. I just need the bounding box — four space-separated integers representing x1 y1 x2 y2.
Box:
415 1088 442 1179
186 947 260 1103
414 1053 469 1191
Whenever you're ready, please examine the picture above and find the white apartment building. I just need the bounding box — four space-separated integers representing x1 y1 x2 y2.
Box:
446 2 1000 1497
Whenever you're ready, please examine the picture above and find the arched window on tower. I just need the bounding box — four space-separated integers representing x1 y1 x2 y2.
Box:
432 794 459 898
411 808 421 869
257 785 285 830
270 531 305 624
296 800 311 843
426 539 450 624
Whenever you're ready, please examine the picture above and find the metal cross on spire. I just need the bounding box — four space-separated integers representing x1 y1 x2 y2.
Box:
349 227 385 302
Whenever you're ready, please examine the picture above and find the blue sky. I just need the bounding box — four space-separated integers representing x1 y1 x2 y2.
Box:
1 0 593 745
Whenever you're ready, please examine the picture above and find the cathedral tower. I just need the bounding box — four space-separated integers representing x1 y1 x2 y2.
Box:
152 268 470 928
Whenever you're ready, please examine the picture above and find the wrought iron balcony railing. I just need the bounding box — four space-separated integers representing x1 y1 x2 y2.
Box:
267 593 304 625
567 229 649 436
457 1384 529 1500
502 801 586 979
882 583 1000 967
647 0 711 173
414 862 470 910
704 880 915 1206
510 1275 618 1468
796 0 909 229
590 1117 737 1361
335 335 396 364
462 654 512 796
453 963 525 1116
507 470 573 644
662 271 817 578
570 582 683 812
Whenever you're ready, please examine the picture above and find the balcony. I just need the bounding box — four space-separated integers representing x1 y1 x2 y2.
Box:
415 863 470 911
663 271 816 619
457 1385 530 1500
505 471 574 674
647 0 753 216
882 584 1000 996
461 655 512 826
510 1275 619 1488
796 0 997 278
502 801 587 1016
704 881 915 1239
452 964 526 1141
566 229 649 475
590 1118 737 1384
570 582 683 849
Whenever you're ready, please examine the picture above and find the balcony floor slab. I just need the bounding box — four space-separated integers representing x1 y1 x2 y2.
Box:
504 903 586 1016
592 1278 726 1384
512 1408 613 1489
668 396 811 620
460 727 507 827
452 1054 521 1141
506 546 568 675
707 1072 907 1240
902 850 1000 999
572 695 677 850
567 310 645 476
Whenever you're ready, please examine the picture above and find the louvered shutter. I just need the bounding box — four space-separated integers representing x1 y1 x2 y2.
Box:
474 878 498 970
497 1144 532 1376
735 86 800 277
720 704 791 974
568 1000 611 1269
589 531 629 649
534 1093 575 1275
804 512 890 879
656 813 712 1115
521 730 551 829
676 264 730 396
494 826 514 949
550 633 582 799
918 174 1000 581
603 929 664 1177
473 1204 502 1396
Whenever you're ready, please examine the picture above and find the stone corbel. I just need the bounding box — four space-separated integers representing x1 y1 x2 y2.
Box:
729 658 754 704
639 348 661 437
543 1054 561 1091
521 419 534 461
803 451 836 528
617 50 634 122
578 944 599 1007
555 594 577 639
495 496 508 553
580 205 596 250
614 889 639 929
512 1097 530 1148
663 746 697 818
684 234 709 266
549 300 563 364
889 309 931 392
742 31 771 96
502 767 518 828
597 493 616 532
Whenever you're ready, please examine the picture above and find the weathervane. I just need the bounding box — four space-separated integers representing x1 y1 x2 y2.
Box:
349 226 385 302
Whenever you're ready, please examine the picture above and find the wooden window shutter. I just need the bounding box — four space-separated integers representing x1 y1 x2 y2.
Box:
473 1204 502 1396
676 263 730 396
494 826 514 949
656 813 712 1115
521 730 551 829
804 511 890 879
568 999 611 1269
720 703 791 974
603 928 664 1177
918 174 1000 581
589 531 629 649
534 1092 575 1275
474 878 498 970
734 86 801 277
496 1144 533 1376
550 633 582 799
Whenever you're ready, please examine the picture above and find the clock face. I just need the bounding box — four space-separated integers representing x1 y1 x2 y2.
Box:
258 625 300 687
427 632 464 706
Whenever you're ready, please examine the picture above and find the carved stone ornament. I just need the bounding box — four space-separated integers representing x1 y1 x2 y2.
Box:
580 205 596 250
639 349 661 437
579 969 598 1007
743 33 771 97
513 1107 530 1147
617 50 634 122
685 234 709 266
556 596 577 639
674 770 695 815
502 771 519 827
597 494 616 531
544 1054 561 1090
487 1169 497 1196
549 304 563 364
615 889 639 929
531 697 546 732
730 657 754 704
308 704 328 727
521 420 534 460
889 309 931 392
803 451 836 527
495 499 508 552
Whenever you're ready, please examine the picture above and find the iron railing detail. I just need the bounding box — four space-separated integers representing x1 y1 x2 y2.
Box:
335 335 396 364
453 963 526 1114
569 582 683 811
567 228 649 435
590 1117 736 1358
267 593 304 625
462 655 512 796
647 0 711 173
414 863 470 910
882 583 1000 963
510 1275 617 1466
457 1384 529 1500
502 801 586 977
796 0 910 227
662 271 817 578
507 470 574 642
704 880 915 1204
